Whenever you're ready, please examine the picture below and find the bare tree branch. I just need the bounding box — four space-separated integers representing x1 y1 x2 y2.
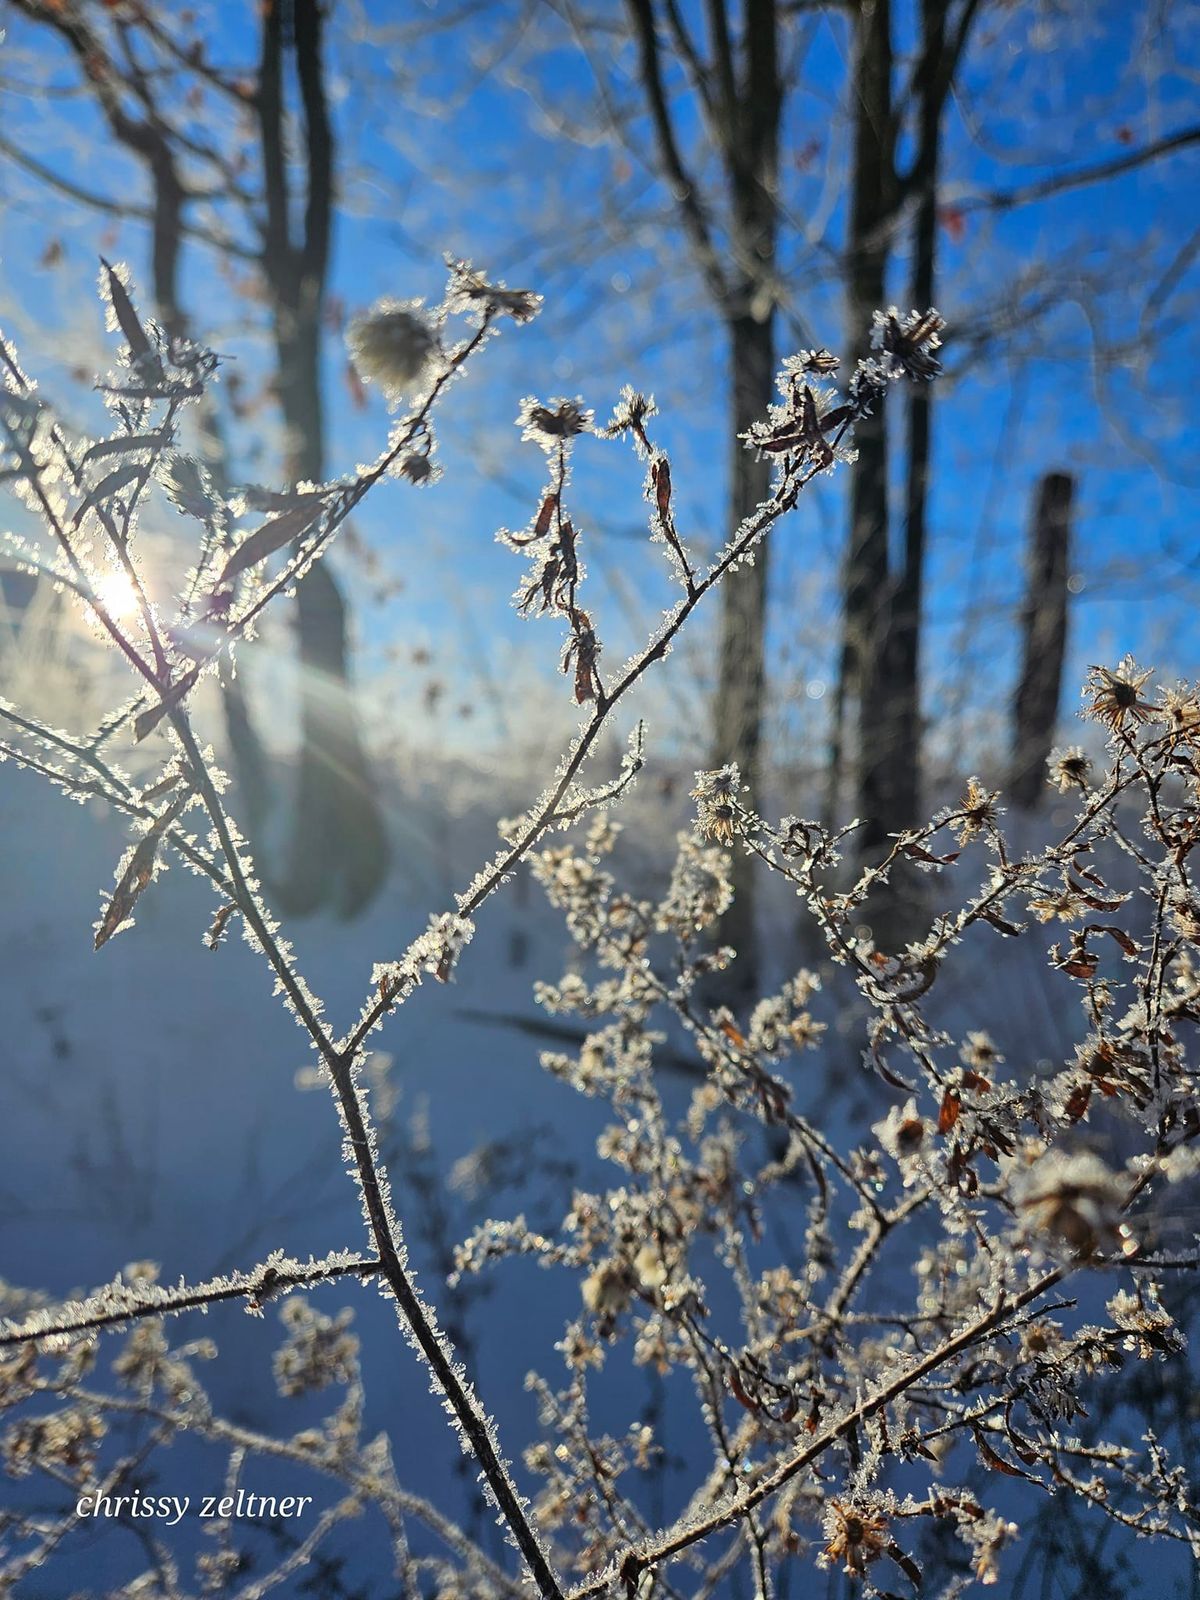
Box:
625 0 730 303
963 120 1200 213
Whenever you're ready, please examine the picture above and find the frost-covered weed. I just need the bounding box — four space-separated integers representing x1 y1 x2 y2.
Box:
1 267 1196 1599
454 681 1200 1594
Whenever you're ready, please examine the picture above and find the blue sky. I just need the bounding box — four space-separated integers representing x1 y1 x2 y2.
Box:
2 0 1198 781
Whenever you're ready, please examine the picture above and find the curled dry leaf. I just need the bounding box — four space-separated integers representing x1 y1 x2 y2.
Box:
94 794 189 950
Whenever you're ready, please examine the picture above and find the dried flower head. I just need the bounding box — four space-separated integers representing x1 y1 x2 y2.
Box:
788 1010 826 1050
518 397 593 450
581 1259 633 1326
1048 744 1092 792
871 306 946 380
1108 1286 1185 1359
963 1030 1003 1071
1167 886 1200 943
965 1510 1019 1586
1013 1148 1126 1255
605 385 658 436
273 1297 359 1397
397 452 435 485
4 1404 105 1481
874 1098 930 1184
445 259 541 325
1084 655 1154 730
691 766 742 844
822 1499 891 1576
1027 879 1089 924
743 375 855 472
1156 681 1200 734
347 299 438 397
953 776 1001 844
847 358 888 418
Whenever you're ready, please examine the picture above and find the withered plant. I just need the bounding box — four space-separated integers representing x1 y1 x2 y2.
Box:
1 267 1197 1599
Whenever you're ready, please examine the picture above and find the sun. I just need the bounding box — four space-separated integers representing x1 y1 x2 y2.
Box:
91 569 142 623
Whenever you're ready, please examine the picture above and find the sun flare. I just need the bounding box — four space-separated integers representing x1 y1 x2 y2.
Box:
91 569 142 623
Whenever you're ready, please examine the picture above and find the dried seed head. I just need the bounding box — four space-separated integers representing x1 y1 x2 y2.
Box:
1048 744 1092 792
795 347 840 374
519 397 593 450
871 306 946 381
398 452 435 485
1084 655 1154 730
953 776 1001 844
445 259 541 325
347 299 438 397
1013 1148 1126 1255
822 1500 891 1576
691 766 742 845
1157 682 1200 733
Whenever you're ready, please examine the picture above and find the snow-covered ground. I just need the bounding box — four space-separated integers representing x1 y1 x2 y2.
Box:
0 733 696 1590
2 722 1195 1596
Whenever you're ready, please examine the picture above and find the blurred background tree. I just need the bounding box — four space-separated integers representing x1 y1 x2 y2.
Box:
3 0 389 917
456 0 1200 953
2 0 1198 972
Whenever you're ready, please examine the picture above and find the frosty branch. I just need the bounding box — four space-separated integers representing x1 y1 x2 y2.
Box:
0 266 937 1598
7 259 1196 1600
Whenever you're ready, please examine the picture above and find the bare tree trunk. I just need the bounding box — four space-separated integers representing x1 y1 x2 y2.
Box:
624 0 781 996
5 0 276 857
706 0 781 998
260 0 389 917
844 0 896 857
711 308 774 992
1010 471 1074 808
885 0 947 838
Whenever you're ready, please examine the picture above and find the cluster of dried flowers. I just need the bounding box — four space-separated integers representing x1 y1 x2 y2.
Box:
465 666 1200 1594
0 266 1196 1600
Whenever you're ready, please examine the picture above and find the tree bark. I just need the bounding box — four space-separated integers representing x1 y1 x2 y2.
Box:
1010 471 1073 809
625 0 781 994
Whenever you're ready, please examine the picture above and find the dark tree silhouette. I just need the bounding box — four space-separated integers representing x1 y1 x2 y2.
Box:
1010 470 1074 809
